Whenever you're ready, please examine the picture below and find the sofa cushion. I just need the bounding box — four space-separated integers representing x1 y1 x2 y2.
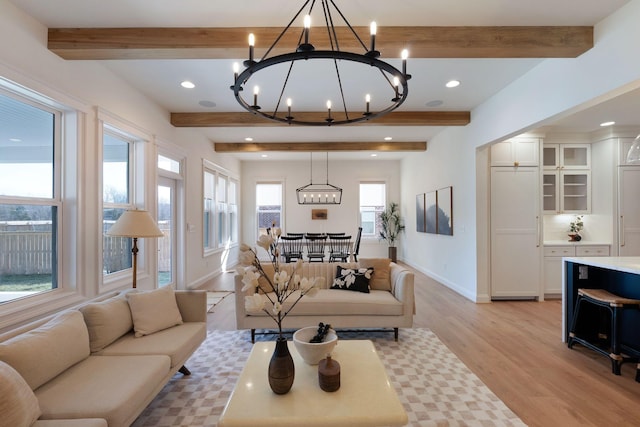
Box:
331 266 373 293
249 289 403 316
35 355 170 427
0 360 41 427
127 286 183 337
358 258 392 291
96 322 206 369
80 293 133 352
0 310 90 390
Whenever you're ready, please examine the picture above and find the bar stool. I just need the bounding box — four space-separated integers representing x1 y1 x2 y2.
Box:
568 288 640 376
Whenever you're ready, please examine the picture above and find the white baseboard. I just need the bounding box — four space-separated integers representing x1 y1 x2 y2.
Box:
400 258 480 303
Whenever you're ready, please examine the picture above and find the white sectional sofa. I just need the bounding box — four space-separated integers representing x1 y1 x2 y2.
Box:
235 259 415 342
0 287 206 427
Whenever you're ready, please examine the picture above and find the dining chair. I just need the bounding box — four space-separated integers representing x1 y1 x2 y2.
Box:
352 226 363 262
280 235 304 263
326 232 346 237
328 235 352 262
305 234 327 262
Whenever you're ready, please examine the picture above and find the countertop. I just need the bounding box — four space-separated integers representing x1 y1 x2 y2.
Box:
563 257 640 275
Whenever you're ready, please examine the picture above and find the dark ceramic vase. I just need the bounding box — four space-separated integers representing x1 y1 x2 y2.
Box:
268 337 295 394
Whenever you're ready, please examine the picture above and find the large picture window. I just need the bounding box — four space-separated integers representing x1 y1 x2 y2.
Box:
359 182 386 237
0 90 61 304
256 182 283 237
203 161 239 253
102 128 134 276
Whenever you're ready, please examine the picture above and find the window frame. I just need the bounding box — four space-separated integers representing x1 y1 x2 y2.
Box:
203 160 239 255
255 180 284 240
359 181 387 239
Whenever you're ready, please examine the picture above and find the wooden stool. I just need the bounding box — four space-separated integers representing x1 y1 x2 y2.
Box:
568 288 640 376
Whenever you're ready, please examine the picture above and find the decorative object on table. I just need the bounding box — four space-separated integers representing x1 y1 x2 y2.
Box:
292 325 338 365
310 322 332 343
379 202 405 263
230 0 410 127
105 209 164 288
318 354 341 392
568 215 584 242
238 226 321 394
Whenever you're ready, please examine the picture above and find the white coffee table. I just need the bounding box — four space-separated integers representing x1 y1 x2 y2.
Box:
218 339 408 427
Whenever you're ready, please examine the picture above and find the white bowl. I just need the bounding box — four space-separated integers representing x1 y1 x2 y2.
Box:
293 326 338 365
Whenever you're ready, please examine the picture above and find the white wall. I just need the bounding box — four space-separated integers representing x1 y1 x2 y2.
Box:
0 0 240 328
240 158 401 259
401 0 640 301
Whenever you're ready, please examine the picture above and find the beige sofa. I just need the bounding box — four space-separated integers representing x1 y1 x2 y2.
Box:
0 287 206 427
235 259 414 342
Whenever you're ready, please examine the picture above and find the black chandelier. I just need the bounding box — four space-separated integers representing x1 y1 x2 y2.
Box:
296 152 342 205
230 0 410 126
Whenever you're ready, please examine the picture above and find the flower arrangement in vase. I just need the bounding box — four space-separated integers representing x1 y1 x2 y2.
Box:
237 225 320 394
568 215 584 242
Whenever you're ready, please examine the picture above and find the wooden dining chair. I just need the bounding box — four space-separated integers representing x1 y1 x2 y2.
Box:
280 235 304 263
305 234 327 262
352 227 363 262
329 235 352 262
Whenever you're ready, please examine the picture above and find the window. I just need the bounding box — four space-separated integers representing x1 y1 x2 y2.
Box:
256 182 282 237
359 182 386 237
102 129 134 275
0 90 61 304
203 161 239 252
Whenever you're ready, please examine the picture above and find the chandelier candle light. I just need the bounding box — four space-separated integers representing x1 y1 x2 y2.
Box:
230 0 411 126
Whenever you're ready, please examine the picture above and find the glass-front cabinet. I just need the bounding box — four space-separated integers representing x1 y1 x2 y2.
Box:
543 144 591 214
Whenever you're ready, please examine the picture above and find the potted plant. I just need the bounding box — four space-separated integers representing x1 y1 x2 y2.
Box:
379 202 405 262
568 215 584 242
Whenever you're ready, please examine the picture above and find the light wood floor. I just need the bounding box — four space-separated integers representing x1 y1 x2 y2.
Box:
204 265 640 426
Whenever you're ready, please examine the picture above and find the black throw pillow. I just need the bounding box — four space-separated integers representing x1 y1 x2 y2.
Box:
331 266 374 293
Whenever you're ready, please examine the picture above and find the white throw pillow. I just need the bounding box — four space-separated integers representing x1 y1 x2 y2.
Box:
127 286 183 337
80 293 133 352
0 310 90 390
0 361 41 427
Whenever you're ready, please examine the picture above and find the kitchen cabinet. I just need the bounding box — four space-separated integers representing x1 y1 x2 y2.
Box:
491 166 541 299
543 244 610 295
618 167 640 256
543 143 591 214
491 138 539 167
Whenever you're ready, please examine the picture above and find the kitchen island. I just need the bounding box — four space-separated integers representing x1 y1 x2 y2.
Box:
562 257 640 357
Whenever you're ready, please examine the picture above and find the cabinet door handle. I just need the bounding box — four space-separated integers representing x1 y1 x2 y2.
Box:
536 216 540 247
620 215 625 247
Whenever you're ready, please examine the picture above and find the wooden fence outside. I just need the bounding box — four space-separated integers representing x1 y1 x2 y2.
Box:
1 228 171 275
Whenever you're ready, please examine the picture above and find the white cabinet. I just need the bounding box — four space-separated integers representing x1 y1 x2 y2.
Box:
543 244 610 295
618 167 640 256
543 144 590 170
491 167 541 299
491 138 539 167
543 144 591 214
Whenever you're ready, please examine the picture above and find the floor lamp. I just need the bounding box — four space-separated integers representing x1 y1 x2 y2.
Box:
106 209 164 288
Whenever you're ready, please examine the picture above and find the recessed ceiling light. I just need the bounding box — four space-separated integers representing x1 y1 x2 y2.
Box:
425 100 443 107
9 138 21 142
384 136 393 141
371 153 378 157
199 100 216 108
180 81 195 89
600 121 615 127
245 137 254 142
446 80 460 88
261 154 268 158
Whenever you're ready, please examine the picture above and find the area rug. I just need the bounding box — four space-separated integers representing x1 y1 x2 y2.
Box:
206 291 233 313
131 328 526 426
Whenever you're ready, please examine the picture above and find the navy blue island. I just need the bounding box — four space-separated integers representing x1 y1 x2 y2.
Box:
562 257 640 358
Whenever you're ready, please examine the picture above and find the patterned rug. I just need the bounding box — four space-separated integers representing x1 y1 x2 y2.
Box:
132 328 526 426
206 291 233 313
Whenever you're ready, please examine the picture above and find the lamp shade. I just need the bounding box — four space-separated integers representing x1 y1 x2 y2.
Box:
106 209 163 238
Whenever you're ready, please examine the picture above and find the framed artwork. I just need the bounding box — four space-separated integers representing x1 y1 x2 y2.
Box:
437 186 453 235
416 193 426 233
425 191 437 234
311 209 328 220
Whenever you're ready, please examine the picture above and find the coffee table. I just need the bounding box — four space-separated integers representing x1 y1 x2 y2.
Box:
218 339 408 427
